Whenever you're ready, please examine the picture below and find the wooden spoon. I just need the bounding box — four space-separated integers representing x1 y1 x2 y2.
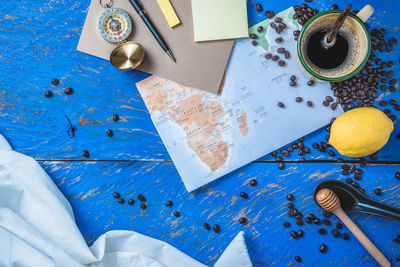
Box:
322 5 352 48
316 188 390 267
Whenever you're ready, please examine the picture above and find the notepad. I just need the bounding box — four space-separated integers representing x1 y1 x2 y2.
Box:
191 0 249 42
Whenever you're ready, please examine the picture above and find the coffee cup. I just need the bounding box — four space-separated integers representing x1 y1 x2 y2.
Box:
296 5 374 82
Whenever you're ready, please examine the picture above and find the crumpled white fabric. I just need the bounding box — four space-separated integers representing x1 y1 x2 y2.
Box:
0 134 252 267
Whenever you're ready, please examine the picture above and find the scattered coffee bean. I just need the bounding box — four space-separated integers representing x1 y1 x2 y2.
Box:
297 230 304 237
307 101 313 107
288 210 294 217
251 40 257 46
64 87 73 95
305 217 312 224
375 188 382 195
278 47 286 54
166 200 173 207
284 51 290 59
113 114 119 121
336 223 342 229
213 224 220 233
276 37 283 43
295 256 302 262
278 162 285 170
275 156 283 162
313 218 320 224
396 172 400 179
140 203 147 209
204 222 211 230
265 53 272 59
295 97 303 102
330 4 338 9
278 102 285 108
290 81 297 87
113 192 120 199
118 198 125 204
265 11 275 18
332 229 340 237
255 3 263 12
283 222 291 227
128 199 134 205
250 179 257 186
296 220 304 226
137 194 146 202
272 55 279 61
51 78 59 85
323 211 330 218
354 174 361 181
239 217 248 224
106 129 113 137
342 233 349 240
83 150 90 158
44 91 53 98
257 26 264 33
319 244 327 253
318 228 327 234
287 194 294 201
250 33 258 39
173 211 180 217
291 231 298 239
307 80 315 86
240 192 249 199
288 203 294 209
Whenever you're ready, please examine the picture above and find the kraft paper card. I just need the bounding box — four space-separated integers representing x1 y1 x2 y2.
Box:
77 0 234 94
191 0 249 42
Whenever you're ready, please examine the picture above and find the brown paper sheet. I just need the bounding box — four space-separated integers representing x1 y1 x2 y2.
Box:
77 0 234 94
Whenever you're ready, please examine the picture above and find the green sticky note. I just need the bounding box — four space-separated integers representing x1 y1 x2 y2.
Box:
191 0 249 42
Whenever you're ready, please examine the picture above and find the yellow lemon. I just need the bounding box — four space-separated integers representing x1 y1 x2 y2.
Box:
329 107 394 157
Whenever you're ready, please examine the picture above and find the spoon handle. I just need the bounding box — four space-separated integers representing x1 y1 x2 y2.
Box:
333 207 390 267
326 5 352 43
358 201 400 221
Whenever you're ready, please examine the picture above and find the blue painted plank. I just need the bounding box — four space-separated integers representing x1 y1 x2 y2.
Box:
41 161 400 266
0 0 399 161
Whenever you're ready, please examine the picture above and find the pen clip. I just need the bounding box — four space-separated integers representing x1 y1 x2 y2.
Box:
136 0 144 9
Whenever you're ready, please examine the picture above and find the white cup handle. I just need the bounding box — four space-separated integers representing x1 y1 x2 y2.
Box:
356 4 374 22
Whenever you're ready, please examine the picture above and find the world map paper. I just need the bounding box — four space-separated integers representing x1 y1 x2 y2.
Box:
136 8 343 191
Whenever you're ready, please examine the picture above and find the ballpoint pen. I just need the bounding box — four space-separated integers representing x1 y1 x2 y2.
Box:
128 0 176 62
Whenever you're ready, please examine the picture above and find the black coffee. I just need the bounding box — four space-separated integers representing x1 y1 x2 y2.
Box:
306 30 349 69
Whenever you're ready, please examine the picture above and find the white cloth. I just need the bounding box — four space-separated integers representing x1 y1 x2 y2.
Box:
0 134 252 267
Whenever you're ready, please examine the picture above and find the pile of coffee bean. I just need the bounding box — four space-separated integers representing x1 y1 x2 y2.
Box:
292 4 318 26
284 193 350 260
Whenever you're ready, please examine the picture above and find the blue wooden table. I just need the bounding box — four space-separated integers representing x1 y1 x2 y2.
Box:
1 0 400 265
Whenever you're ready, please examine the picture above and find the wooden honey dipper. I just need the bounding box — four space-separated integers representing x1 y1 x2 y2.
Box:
316 188 390 267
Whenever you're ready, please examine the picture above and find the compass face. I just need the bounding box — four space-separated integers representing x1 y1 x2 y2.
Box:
97 8 132 43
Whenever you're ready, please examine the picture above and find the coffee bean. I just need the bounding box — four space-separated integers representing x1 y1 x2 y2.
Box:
272 55 279 61
113 192 120 198
250 179 257 186
293 209 298 215
204 222 211 230
271 150 277 157
319 244 327 253
345 178 353 183
118 198 125 204
274 17 283 23
358 187 366 194
173 211 180 217
290 75 296 81
342 233 349 240
375 188 382 195
297 230 304 237
51 78 59 85
44 91 53 98
275 156 283 162
275 37 283 43
137 194 146 202
313 218 320 224
295 256 302 262
270 22 276 29
106 129 114 137
288 210 294 217
278 162 285 170
255 3 263 12
305 217 312 224
277 47 285 54
290 81 297 87
291 231 298 239
295 97 303 103
396 172 400 179
297 220 304 226
330 4 338 9
257 26 264 33
355 168 363 175
265 11 275 18
113 114 119 121
387 61 394 67
354 174 361 181
322 219 331 226
128 199 134 205
64 87 73 95
287 194 294 201
213 224 220 233
336 223 342 229
278 60 286 66
323 211 330 218
251 40 257 46
140 203 147 209
327 150 335 156
293 30 300 36
250 33 257 39
295 214 303 220
307 80 315 86
307 101 313 107
331 229 340 237
284 51 290 59
318 228 326 234
166 200 173 207
265 53 272 59
83 150 90 158
239 217 247 224
283 222 290 227
240 192 249 199
278 102 285 108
